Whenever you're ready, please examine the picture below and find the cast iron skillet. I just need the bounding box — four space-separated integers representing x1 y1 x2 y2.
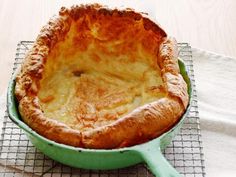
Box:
7 59 192 177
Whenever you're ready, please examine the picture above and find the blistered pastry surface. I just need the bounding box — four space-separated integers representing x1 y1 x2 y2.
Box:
15 4 189 149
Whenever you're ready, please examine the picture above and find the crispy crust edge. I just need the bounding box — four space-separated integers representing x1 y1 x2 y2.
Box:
15 4 188 149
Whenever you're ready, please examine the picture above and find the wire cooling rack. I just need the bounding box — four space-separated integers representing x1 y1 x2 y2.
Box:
0 41 205 177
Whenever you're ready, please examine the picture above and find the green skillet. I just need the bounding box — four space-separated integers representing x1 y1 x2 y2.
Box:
7 59 192 177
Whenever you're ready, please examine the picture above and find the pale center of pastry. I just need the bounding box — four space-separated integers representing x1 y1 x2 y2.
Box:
38 21 166 132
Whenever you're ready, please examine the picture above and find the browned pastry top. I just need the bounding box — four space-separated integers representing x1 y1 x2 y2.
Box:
15 4 189 149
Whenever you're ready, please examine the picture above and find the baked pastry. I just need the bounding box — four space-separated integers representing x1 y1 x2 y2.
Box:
15 4 189 149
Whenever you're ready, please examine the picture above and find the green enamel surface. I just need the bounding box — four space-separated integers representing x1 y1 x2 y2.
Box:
7 59 192 176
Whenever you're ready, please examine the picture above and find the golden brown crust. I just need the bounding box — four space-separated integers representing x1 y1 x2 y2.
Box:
19 97 83 146
159 38 189 109
82 98 184 149
15 4 189 149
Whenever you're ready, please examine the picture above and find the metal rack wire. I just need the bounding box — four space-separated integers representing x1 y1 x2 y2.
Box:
0 41 205 177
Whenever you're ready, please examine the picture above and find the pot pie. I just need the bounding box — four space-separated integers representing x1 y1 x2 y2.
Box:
15 4 189 149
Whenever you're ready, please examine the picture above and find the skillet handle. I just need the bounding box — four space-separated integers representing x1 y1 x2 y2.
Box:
135 141 182 177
